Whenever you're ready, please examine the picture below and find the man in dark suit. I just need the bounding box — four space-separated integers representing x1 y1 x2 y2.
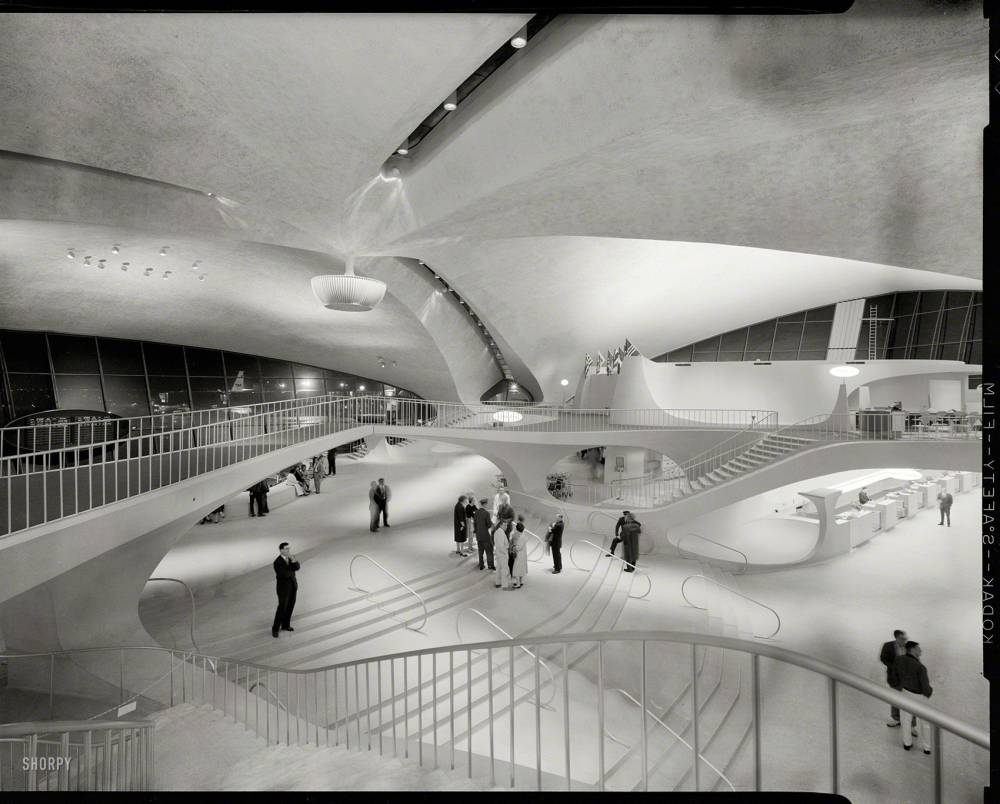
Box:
272 542 300 638
880 629 908 726
937 490 953 526
474 497 496 571
620 513 641 571
896 642 933 754
374 478 391 528
546 514 565 574
606 511 630 557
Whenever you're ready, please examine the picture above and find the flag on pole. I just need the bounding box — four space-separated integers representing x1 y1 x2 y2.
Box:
623 338 640 357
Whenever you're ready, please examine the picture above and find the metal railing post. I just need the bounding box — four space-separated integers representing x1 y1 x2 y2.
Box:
640 640 648 792
932 724 942 804
691 643 700 791
829 677 838 794
597 641 605 791
752 653 761 791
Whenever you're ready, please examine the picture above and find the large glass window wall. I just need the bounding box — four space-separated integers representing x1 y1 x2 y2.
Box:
0 330 419 426
656 303 835 363
654 292 981 365
853 291 982 363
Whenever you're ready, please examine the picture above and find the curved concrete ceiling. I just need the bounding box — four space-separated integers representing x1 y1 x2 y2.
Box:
0 220 461 401
394 237 982 401
387 5 985 278
0 5 985 406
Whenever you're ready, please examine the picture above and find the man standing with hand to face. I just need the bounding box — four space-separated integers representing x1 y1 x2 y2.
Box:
272 542 300 638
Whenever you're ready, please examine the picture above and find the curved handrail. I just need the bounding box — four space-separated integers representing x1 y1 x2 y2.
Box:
586 509 654 556
681 575 780 639
455 609 556 706
671 534 749 571
248 680 288 712
587 509 619 537
0 630 988 750
505 489 570 528
611 687 735 792
348 555 428 631
521 528 547 562
147 577 200 652
568 539 651 600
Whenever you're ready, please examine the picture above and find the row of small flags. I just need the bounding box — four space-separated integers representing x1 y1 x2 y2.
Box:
584 339 641 372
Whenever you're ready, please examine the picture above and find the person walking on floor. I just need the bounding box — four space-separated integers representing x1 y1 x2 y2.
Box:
374 478 391 528
896 641 934 754
474 497 496 571
454 495 469 556
607 510 631 557
465 493 477 552
546 514 565 574
937 490 953 526
272 542 300 638
509 515 529 589
327 448 336 476
621 512 641 572
880 629 909 728
494 514 514 589
368 481 379 532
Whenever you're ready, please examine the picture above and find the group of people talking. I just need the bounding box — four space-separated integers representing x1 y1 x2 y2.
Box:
453 490 566 590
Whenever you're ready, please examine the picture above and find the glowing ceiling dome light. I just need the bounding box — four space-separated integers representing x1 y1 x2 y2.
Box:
311 257 387 312
510 25 528 48
829 365 860 378
443 91 458 111
493 410 523 423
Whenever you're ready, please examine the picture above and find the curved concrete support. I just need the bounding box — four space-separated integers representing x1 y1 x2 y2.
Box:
797 488 851 564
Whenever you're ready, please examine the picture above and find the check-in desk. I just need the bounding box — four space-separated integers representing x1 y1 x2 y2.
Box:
914 481 942 507
861 501 893 532
957 471 978 492
939 474 959 495
884 489 915 519
835 508 877 548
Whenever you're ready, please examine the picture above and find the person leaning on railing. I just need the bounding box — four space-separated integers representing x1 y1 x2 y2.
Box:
895 641 934 754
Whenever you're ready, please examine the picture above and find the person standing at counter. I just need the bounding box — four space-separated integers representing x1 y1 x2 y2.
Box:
858 487 871 506
937 490 953 526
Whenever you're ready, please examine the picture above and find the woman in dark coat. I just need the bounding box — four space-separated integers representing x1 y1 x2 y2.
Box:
454 495 469 556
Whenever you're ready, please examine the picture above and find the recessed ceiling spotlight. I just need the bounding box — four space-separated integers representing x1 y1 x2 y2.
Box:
111 244 120 254
396 140 410 156
162 273 169 280
510 25 528 48
191 261 201 270
121 263 129 272
199 275 206 281
66 249 75 259
560 378 570 386
359 385 366 391
160 247 169 257
83 257 92 266
98 260 106 269
443 92 458 112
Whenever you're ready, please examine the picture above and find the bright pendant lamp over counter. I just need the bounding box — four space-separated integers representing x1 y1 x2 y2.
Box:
311 256 387 312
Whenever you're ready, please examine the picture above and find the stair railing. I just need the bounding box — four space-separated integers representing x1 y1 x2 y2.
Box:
349 555 428 631
671 534 749 572
520 529 547 562
568 539 651 600
0 631 988 797
586 509 654 556
681 575 780 639
0 720 154 792
455 609 556 706
611 687 735 792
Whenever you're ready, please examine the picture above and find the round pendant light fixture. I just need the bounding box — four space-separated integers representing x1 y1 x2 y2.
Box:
829 366 860 378
311 256 387 312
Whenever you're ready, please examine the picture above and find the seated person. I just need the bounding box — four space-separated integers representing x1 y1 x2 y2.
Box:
858 487 871 506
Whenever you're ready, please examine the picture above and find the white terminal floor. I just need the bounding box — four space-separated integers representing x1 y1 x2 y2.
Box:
142 440 986 801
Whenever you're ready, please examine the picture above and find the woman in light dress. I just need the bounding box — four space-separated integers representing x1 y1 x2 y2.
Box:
508 514 529 589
